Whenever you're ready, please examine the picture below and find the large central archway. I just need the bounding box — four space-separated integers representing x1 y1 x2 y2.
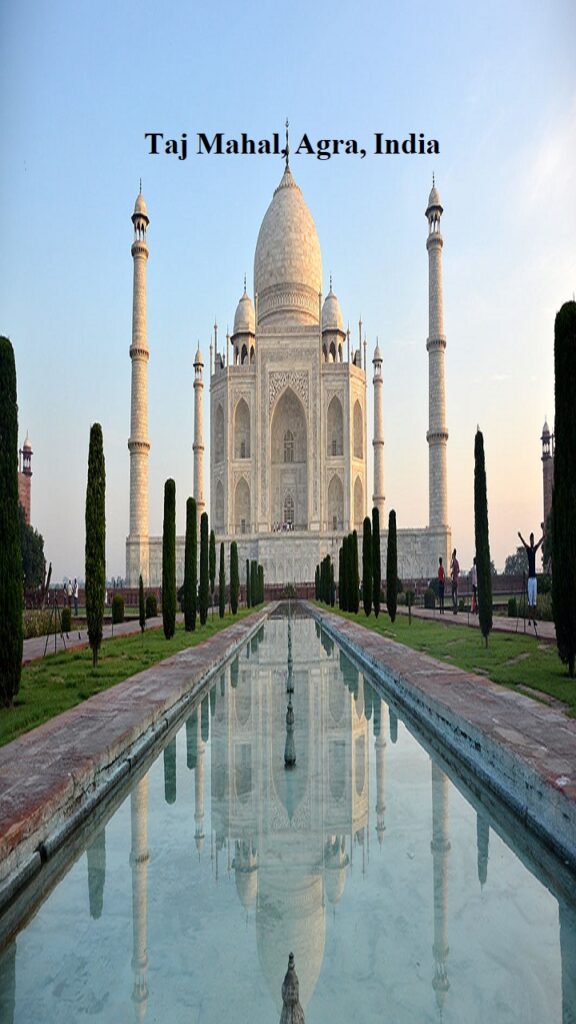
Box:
270 387 308 529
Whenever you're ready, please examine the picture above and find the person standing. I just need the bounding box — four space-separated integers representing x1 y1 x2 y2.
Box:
518 530 543 625
72 578 79 616
471 557 478 614
450 549 460 614
438 557 445 614
66 578 72 608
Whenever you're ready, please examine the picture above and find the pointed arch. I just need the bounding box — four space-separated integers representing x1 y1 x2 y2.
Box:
234 477 250 534
214 404 224 463
214 480 224 531
234 398 250 459
354 475 364 528
327 474 344 532
270 387 308 529
353 399 363 459
327 396 343 457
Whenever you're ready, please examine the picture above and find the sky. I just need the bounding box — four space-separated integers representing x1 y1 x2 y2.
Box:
1 0 575 582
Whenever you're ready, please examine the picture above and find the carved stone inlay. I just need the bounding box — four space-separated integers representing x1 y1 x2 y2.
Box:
269 370 309 412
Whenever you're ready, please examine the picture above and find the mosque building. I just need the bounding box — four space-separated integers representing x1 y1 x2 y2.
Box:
126 156 451 586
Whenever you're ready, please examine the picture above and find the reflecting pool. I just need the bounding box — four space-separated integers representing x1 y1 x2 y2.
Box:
1 612 575 1023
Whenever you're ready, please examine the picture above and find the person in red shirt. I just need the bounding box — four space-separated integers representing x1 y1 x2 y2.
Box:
438 557 445 614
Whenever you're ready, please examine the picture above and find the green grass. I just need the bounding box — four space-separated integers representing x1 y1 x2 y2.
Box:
1 608 255 747
319 605 576 714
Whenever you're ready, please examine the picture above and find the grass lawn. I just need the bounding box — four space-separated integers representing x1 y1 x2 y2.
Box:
321 606 576 715
1 608 255 747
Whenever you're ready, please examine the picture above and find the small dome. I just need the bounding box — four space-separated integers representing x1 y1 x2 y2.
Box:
134 192 148 218
235 866 258 911
322 287 344 333
233 290 256 335
194 345 203 366
426 180 443 215
22 433 32 450
542 418 550 436
373 341 382 362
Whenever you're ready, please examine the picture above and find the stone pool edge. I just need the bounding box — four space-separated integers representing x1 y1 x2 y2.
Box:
308 603 576 871
0 604 276 913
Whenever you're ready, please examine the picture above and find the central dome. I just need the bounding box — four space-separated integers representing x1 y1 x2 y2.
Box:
254 167 322 326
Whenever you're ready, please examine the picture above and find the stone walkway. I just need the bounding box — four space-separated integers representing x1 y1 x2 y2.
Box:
397 604 556 640
308 604 576 871
1 606 272 907
23 614 170 664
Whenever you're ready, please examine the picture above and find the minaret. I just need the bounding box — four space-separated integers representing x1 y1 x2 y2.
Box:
372 342 385 521
195 709 206 853
430 761 450 1012
127 187 151 585
375 699 387 845
130 777 149 1023
193 345 206 524
426 179 449 528
18 434 33 525
541 417 554 527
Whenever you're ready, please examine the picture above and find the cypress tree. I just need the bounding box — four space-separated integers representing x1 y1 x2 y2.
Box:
218 542 226 618
183 497 197 631
0 336 23 706
362 516 372 616
246 558 251 608
343 536 350 611
258 564 264 605
372 507 381 618
552 301 576 676
199 512 209 625
138 574 145 634
338 547 343 609
162 479 176 639
474 429 493 646
315 564 319 600
209 528 216 614
85 423 106 668
330 559 335 607
386 509 397 623
230 541 239 614
251 560 258 605
351 531 360 613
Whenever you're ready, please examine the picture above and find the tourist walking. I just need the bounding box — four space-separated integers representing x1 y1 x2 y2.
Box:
450 549 459 614
471 558 478 614
72 577 79 616
66 578 72 608
518 530 543 625
438 557 445 614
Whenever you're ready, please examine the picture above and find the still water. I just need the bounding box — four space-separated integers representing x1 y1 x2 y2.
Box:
1 612 575 1023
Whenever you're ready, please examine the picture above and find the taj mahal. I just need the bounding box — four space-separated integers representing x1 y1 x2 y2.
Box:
126 153 451 587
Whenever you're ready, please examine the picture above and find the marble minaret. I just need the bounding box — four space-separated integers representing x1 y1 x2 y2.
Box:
430 761 450 1011
426 179 449 528
193 346 206 524
372 342 385 521
127 188 151 585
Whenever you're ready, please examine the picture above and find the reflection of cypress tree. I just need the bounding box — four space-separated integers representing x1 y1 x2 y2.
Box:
364 680 373 720
0 939 16 1024
163 739 176 804
476 813 489 887
372 697 381 737
209 685 216 717
201 695 210 742
389 709 398 744
86 827 106 919
186 711 198 769
320 630 334 658
231 656 239 688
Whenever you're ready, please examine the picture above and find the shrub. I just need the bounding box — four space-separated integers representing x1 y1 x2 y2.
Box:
459 597 465 612
538 573 552 595
22 609 52 639
112 594 124 624
507 597 517 617
405 588 415 608
397 593 406 606
282 582 297 599
428 576 440 598
424 588 436 609
145 594 158 618
537 593 553 622
61 606 72 632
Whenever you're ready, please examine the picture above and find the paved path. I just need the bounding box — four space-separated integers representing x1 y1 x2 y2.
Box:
23 615 169 664
397 604 556 640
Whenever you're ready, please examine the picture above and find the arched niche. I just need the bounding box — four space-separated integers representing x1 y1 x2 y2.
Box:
327 474 344 532
234 398 250 459
327 396 343 457
353 400 363 459
354 475 364 528
214 480 224 531
270 387 307 529
214 404 224 463
234 477 250 534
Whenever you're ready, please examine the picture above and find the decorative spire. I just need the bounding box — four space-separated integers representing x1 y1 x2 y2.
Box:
280 953 305 1023
432 172 435 187
285 118 290 170
329 273 332 291
243 272 247 294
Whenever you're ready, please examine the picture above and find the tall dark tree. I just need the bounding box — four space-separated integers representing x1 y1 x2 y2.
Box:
474 429 493 646
552 301 576 676
362 516 372 616
162 478 176 639
209 528 216 615
351 530 360 613
342 536 350 611
315 564 320 601
338 548 343 609
138 574 145 634
258 565 264 605
85 423 106 668
329 559 335 607
251 560 258 605
372 507 381 617
386 509 398 623
218 542 226 618
0 336 23 705
183 497 197 631
246 558 251 608
230 541 239 614
199 512 209 625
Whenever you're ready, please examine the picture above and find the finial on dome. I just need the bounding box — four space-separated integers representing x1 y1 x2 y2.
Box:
285 118 290 170
329 273 332 292
243 272 247 294
432 172 435 187
139 177 142 194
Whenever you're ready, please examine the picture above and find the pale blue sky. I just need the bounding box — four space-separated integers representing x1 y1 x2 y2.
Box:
1 0 575 580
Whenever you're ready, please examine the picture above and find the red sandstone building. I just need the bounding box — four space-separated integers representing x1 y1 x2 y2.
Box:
18 434 33 525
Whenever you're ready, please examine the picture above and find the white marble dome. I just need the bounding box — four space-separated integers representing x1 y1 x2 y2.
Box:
233 289 256 335
254 167 322 326
427 183 442 211
321 286 344 333
133 192 148 218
